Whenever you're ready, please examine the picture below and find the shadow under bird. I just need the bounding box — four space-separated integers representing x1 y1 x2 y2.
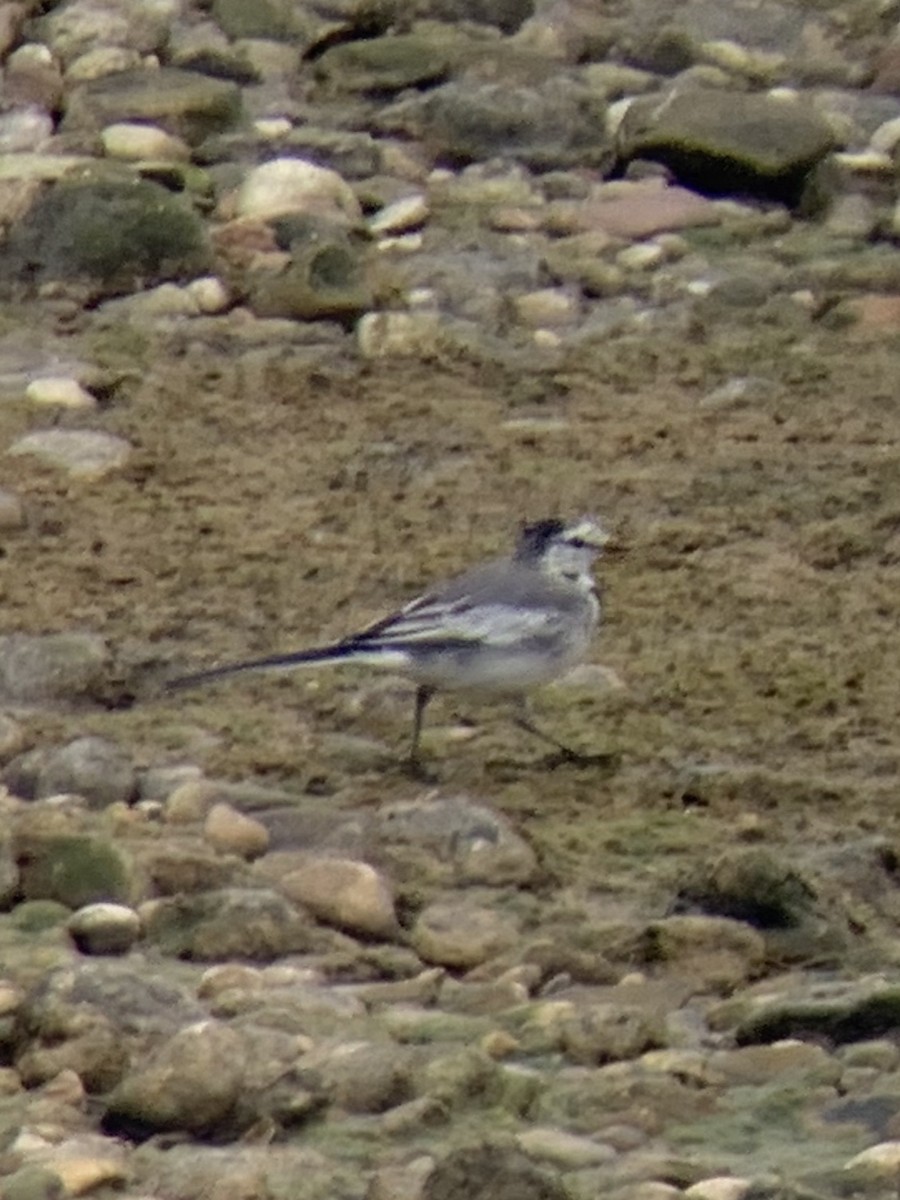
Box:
167 516 610 772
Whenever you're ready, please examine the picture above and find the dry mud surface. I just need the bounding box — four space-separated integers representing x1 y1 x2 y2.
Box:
3 316 899 900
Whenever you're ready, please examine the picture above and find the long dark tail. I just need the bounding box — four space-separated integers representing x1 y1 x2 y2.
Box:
166 644 352 692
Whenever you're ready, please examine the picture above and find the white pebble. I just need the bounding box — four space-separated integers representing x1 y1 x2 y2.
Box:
870 116 900 156
684 1178 752 1200
25 377 96 409
101 122 190 162
186 275 230 314
8 429 131 479
368 193 428 235
617 242 665 270
236 157 361 222
846 1142 900 1173
253 117 292 139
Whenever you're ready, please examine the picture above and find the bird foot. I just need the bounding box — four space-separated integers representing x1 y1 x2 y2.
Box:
400 757 440 784
541 748 621 771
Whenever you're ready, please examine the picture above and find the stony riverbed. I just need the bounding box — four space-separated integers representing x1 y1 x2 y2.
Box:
2 0 900 1197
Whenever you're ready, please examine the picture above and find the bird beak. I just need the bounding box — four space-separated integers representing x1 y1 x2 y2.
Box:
574 516 611 549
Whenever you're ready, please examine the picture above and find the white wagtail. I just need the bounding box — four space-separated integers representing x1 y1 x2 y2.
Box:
168 516 610 771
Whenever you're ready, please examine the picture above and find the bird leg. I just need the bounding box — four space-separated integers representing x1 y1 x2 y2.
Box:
406 685 436 775
512 697 617 768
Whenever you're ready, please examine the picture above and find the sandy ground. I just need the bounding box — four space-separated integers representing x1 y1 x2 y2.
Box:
3 313 899 905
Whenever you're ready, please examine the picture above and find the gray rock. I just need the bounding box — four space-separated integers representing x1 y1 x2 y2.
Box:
0 107 53 154
412 0 534 34
142 887 324 961
619 88 835 204
423 1143 567 1200
144 839 245 895
0 178 210 298
711 976 900 1047
380 77 610 170
15 961 204 1091
0 632 109 704
377 795 538 885
34 736 136 808
34 0 172 65
168 21 260 84
211 0 311 42
314 35 450 93
315 1040 414 1114
105 1020 245 1135
63 67 242 145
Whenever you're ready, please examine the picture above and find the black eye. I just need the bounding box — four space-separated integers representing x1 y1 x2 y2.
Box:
568 537 586 549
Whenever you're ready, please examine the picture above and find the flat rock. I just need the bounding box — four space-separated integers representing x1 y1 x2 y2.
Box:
8 429 132 478
620 88 835 203
376 795 538 886
381 76 610 170
64 67 242 145
314 34 450 93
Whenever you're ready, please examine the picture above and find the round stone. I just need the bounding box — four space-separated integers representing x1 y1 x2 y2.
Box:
67 903 141 955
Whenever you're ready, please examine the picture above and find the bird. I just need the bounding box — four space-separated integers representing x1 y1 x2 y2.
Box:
167 515 610 772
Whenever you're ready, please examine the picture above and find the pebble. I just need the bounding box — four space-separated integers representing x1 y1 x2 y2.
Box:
684 1178 752 1200
100 121 191 161
412 899 521 968
235 157 362 223
7 429 132 479
845 1142 900 1174
280 856 398 938
24 376 97 409
368 193 428 236
516 1127 617 1168
164 778 226 823
185 275 230 314
67 903 142 955
0 489 24 528
203 801 270 860
357 311 444 358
